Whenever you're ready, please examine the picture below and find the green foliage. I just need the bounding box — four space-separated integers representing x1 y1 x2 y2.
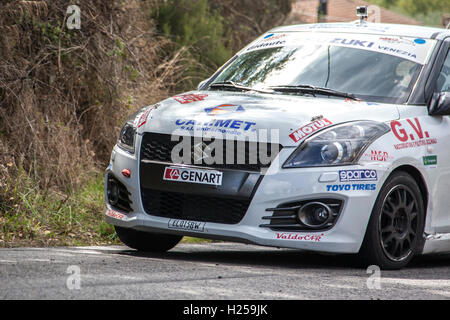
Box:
368 0 449 27
152 0 232 79
0 169 118 247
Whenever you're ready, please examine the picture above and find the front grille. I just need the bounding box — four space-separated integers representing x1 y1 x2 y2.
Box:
260 199 344 231
140 132 282 172
141 188 250 224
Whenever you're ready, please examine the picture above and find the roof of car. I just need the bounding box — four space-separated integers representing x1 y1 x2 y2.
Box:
270 22 450 40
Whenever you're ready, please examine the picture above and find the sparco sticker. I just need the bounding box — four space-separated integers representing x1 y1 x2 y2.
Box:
339 169 378 182
164 167 223 186
168 219 206 232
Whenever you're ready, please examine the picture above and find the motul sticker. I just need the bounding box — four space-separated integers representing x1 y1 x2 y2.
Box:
289 118 333 142
163 167 223 186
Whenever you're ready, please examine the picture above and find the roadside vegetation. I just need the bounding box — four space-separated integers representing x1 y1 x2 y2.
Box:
368 0 449 27
0 0 292 247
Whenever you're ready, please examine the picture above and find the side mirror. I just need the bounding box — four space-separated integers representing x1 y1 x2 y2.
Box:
428 92 450 116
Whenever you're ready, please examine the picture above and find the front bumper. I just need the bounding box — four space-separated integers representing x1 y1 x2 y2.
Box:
105 141 387 254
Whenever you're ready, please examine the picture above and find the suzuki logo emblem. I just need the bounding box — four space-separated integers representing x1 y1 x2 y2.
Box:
192 141 212 163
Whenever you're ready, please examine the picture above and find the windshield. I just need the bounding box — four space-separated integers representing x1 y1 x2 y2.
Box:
209 33 435 104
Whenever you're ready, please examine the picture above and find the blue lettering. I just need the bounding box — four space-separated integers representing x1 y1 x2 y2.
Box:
230 120 243 129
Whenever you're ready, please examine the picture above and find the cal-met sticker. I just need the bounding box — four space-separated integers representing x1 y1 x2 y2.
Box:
175 118 257 136
168 219 206 232
339 169 377 182
164 167 223 186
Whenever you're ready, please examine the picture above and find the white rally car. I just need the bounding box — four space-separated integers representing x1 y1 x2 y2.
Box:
105 18 450 269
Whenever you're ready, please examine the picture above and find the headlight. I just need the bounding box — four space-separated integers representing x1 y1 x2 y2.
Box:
117 106 154 154
117 121 136 153
283 121 390 168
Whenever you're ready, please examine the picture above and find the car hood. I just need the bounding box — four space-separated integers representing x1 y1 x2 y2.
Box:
140 91 400 146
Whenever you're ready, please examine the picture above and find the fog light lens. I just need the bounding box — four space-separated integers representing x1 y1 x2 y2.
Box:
108 180 119 206
297 202 332 228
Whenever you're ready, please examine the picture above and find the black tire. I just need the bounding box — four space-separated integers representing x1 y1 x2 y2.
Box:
358 171 425 270
114 226 182 252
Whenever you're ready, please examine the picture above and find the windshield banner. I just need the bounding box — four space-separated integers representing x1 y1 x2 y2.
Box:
244 32 435 65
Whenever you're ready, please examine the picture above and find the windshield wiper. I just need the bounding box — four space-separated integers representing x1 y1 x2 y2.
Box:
209 81 273 94
269 85 358 101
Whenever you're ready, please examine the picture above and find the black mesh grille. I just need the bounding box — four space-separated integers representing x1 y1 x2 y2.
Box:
140 132 282 172
141 188 250 224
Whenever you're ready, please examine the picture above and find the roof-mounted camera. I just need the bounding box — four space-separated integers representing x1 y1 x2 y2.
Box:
356 6 368 24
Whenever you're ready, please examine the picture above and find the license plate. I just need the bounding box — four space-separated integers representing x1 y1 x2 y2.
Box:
168 219 206 232
163 166 223 186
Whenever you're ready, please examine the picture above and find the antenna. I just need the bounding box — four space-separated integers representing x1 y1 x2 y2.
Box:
356 6 368 24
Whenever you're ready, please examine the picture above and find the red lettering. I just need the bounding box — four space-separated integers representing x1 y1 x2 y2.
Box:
406 118 424 140
390 121 408 142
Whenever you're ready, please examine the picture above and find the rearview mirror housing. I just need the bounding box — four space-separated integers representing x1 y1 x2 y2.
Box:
428 92 450 116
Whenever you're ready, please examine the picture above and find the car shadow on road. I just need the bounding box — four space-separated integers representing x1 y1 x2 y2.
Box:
116 243 450 275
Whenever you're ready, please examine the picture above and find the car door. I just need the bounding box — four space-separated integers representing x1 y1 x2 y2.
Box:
430 42 450 233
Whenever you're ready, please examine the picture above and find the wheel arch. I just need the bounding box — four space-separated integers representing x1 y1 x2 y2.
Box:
387 164 429 253
389 165 429 213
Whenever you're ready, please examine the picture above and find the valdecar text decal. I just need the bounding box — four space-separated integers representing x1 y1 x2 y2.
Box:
275 233 324 241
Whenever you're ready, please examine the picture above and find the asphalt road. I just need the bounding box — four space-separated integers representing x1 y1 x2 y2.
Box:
1 242 450 300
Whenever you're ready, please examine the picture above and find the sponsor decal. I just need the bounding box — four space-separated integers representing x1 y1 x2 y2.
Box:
344 98 379 106
390 118 437 150
168 219 206 232
262 33 286 41
175 118 257 135
246 34 287 52
376 45 417 60
326 184 377 192
173 93 208 104
379 37 414 46
163 166 223 186
414 38 426 45
423 155 437 167
289 118 333 143
339 169 377 182
138 107 153 128
275 232 324 242
331 38 375 48
204 104 245 116
364 150 392 162
106 209 126 220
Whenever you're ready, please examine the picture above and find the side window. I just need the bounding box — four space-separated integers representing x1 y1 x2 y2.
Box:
437 49 450 92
